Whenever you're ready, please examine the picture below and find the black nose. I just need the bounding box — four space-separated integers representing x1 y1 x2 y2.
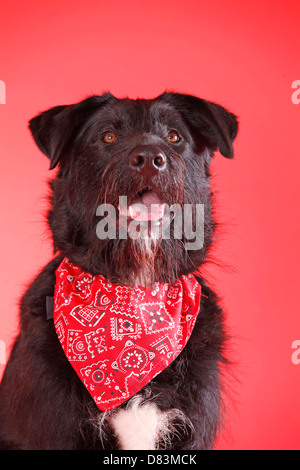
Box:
129 145 167 176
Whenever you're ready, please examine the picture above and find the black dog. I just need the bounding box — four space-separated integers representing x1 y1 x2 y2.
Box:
0 92 238 450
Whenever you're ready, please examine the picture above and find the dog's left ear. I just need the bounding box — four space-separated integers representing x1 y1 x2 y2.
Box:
29 93 115 169
159 92 238 158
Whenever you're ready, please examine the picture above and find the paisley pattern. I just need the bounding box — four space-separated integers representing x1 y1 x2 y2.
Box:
53 258 201 411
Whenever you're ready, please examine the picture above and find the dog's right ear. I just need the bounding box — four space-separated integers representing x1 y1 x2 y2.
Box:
158 92 238 159
29 93 115 169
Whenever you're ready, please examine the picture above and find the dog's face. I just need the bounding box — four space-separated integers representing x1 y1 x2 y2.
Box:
29 92 238 286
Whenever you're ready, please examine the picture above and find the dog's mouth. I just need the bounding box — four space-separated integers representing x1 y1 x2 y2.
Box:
118 187 166 224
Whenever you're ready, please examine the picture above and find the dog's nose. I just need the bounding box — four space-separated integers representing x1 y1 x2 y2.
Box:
129 146 167 175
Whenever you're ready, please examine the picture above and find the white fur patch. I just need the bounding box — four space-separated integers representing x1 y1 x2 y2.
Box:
110 400 161 450
107 394 193 450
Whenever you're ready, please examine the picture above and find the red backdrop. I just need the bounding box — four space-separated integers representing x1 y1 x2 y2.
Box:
1 0 300 450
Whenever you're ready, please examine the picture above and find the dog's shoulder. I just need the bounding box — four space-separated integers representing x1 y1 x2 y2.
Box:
195 276 222 311
193 276 226 347
19 255 63 326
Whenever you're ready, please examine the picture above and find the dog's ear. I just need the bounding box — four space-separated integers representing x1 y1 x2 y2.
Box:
29 93 115 169
159 92 238 158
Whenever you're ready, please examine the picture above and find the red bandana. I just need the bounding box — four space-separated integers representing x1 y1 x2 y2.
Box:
53 258 201 411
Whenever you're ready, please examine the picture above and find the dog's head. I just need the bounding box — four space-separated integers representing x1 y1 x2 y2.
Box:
29 92 238 286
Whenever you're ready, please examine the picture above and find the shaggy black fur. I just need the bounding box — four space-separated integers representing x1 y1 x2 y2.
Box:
0 92 238 450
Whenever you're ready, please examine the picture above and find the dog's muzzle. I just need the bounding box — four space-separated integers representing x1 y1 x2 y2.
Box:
117 145 168 223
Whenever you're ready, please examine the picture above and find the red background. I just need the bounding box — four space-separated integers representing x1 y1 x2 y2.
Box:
1 0 300 450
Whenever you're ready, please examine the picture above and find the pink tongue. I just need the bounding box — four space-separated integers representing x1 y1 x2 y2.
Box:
141 191 161 208
130 191 164 221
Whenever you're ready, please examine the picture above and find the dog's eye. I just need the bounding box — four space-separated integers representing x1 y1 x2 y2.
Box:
102 131 116 143
166 131 180 143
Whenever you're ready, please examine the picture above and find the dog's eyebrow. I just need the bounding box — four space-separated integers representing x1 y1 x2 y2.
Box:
81 111 124 135
150 104 185 128
150 109 192 140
